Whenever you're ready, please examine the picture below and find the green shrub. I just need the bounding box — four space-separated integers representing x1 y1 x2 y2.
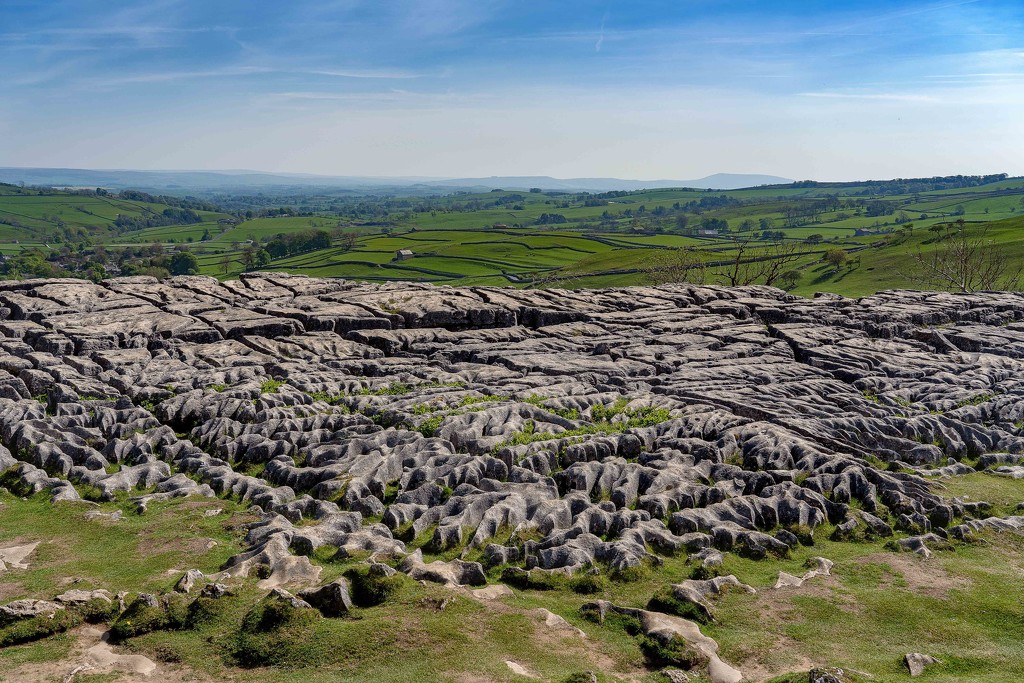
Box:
0 465 37 497
184 596 232 628
568 572 607 595
345 566 407 607
638 633 706 669
787 524 815 546
580 607 643 636
610 564 648 583
561 673 599 683
110 597 169 641
646 586 711 624
234 597 323 666
689 563 720 581
163 593 191 629
260 379 285 394
500 567 564 591
78 597 120 623
417 415 445 437
0 610 80 647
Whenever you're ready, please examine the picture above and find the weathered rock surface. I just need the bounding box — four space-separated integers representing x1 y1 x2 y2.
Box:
0 598 64 624
904 652 941 676
582 599 741 683
662 575 756 622
2 276 1024 676
298 578 354 616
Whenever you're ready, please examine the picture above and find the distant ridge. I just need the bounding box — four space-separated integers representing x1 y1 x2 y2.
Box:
0 168 793 194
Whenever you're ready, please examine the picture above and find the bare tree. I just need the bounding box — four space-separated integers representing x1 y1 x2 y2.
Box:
755 241 804 287
907 220 1021 292
340 231 358 251
642 248 709 285
717 238 803 287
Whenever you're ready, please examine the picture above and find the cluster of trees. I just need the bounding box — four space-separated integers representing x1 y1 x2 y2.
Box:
114 207 203 231
263 229 332 258
0 239 205 282
864 200 896 217
117 190 219 212
493 194 526 207
785 174 1008 196
0 250 70 279
535 213 568 225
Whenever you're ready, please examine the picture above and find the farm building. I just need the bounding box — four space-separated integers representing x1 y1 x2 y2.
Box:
394 249 414 261
492 223 509 229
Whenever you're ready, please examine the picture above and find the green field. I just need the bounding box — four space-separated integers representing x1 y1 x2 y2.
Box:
4 474 1024 683
2 175 1024 297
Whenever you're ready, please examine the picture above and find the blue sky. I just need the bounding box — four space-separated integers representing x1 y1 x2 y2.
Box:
1 0 1023 180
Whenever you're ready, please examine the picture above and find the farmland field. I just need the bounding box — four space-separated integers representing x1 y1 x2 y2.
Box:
1 174 1023 298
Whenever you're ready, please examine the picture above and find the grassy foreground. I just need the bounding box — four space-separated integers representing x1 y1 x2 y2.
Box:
2 473 1024 682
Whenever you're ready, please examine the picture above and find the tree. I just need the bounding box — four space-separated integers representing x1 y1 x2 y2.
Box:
641 248 708 285
220 253 233 275
824 248 849 269
169 251 199 276
717 238 803 287
804 234 824 244
906 222 1021 292
779 270 802 289
339 231 358 251
240 244 256 270
254 248 272 269
85 264 106 283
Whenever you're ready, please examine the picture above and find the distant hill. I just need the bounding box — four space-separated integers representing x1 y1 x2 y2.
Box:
0 168 793 194
409 173 793 192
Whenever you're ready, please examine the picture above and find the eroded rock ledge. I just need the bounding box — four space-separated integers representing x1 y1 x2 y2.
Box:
3 274 1024 677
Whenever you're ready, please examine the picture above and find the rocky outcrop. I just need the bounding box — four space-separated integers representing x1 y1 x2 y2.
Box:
581 599 742 683
0 277 1023 594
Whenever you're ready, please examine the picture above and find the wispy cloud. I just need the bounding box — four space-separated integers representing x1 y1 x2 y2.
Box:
799 91 939 102
595 10 608 52
305 68 422 79
77 66 422 89
86 66 273 87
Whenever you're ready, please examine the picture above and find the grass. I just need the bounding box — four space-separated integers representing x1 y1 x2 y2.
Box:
6 177 1024 299
0 488 248 600
260 378 286 394
4 474 1024 681
931 472 1024 516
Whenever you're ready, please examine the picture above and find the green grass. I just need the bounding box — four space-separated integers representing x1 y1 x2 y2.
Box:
0 488 247 600
4 470 1024 681
7 177 1024 297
